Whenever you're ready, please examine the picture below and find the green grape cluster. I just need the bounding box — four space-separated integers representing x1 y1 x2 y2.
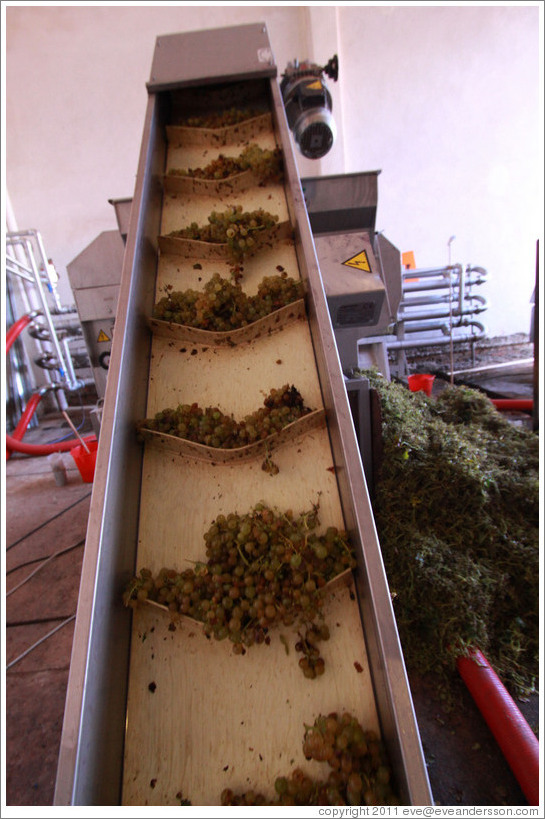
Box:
181 107 264 128
140 385 312 448
154 270 304 331
167 205 279 262
123 501 356 676
221 712 399 806
168 143 283 183
257 271 304 316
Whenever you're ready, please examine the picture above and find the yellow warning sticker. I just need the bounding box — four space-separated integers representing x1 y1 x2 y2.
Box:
97 329 111 343
342 249 371 272
306 80 323 90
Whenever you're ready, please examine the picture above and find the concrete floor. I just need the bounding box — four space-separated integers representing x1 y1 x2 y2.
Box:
3 367 539 807
5 413 93 807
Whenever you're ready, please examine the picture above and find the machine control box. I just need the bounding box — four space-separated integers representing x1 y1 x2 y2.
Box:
316 230 385 329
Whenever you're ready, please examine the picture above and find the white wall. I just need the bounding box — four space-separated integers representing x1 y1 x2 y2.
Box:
4 3 542 338
338 4 542 338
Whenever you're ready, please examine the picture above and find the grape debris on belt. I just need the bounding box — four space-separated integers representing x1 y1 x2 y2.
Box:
180 107 266 128
166 205 280 262
154 270 304 331
139 385 313 449
123 500 356 677
168 143 283 183
221 711 399 805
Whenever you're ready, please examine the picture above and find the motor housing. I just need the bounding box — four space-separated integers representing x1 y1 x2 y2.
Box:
281 56 338 159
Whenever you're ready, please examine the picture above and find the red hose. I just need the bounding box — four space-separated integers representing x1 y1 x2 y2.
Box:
6 431 97 457
456 648 539 805
10 392 44 442
7 313 97 459
491 398 534 412
6 390 96 460
6 313 34 352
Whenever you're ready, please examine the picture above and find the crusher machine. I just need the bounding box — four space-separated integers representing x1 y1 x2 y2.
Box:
300 171 404 487
54 24 432 807
301 169 402 376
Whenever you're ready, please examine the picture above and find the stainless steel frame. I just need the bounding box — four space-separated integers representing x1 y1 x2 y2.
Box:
55 24 432 806
6 230 84 402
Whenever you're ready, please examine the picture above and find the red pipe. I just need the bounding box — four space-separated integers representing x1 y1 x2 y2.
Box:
10 392 44 442
7 314 97 459
6 390 95 460
456 648 539 805
6 431 97 457
7 314 45 459
6 313 34 352
491 398 534 412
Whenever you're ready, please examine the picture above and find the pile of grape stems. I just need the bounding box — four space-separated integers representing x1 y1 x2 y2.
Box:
358 369 539 701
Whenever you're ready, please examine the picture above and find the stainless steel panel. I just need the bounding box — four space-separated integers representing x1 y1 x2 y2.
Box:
315 230 385 329
79 317 114 398
67 230 124 290
302 171 380 235
372 230 403 334
54 91 166 806
148 23 276 92
73 285 120 322
109 198 133 241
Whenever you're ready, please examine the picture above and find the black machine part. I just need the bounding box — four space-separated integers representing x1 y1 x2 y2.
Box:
280 56 338 159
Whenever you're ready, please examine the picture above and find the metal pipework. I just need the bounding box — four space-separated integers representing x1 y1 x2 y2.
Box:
6 230 82 395
403 275 488 293
398 264 488 344
8 231 64 306
399 295 489 324
402 264 487 295
402 264 462 279
28 320 84 341
5 254 38 284
400 290 489 308
379 319 488 350
398 318 487 335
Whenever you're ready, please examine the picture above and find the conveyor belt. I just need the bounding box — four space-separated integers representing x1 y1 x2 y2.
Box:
54 24 432 807
122 93 379 808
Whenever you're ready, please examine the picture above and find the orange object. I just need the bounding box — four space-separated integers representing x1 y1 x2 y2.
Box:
71 439 99 482
491 399 533 412
407 374 435 397
402 250 416 270
457 648 539 806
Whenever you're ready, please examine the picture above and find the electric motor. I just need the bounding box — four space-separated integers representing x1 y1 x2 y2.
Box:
280 56 338 160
